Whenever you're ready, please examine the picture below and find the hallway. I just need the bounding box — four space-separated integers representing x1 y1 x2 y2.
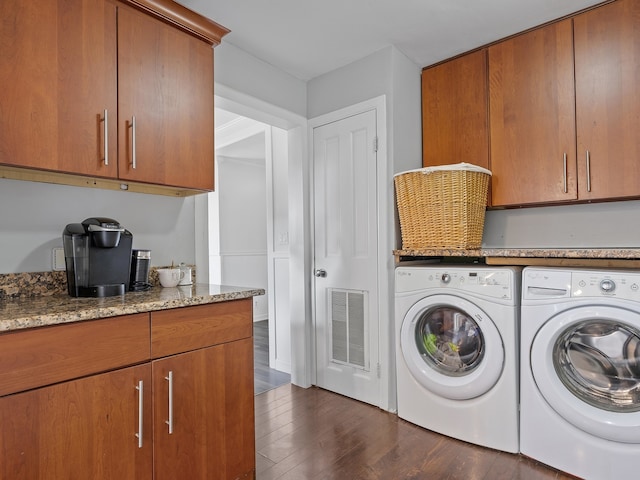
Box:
254 320 291 395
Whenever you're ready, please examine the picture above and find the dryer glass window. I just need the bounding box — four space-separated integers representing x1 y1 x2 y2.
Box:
415 306 484 376
553 320 640 413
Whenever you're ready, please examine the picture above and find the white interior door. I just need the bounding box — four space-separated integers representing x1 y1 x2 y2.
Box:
313 108 380 407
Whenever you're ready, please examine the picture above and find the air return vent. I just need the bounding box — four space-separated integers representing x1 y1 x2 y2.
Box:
331 289 368 370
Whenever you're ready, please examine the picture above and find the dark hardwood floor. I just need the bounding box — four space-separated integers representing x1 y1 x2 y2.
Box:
254 320 291 395
254 384 576 480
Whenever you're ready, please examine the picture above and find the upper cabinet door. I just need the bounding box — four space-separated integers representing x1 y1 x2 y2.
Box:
0 0 118 177
489 20 577 207
117 5 215 191
574 0 640 201
422 49 489 171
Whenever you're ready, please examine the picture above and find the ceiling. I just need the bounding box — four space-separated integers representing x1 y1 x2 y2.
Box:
179 0 606 82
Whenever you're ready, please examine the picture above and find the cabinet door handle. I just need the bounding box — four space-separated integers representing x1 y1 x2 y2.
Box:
135 380 144 448
563 152 568 193
129 116 137 169
102 109 109 166
165 371 174 434
586 150 591 192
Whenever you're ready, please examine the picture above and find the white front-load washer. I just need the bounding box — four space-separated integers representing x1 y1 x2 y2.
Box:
521 267 640 480
395 264 521 453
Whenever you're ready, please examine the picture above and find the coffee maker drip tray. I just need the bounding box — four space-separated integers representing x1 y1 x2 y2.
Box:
76 284 126 298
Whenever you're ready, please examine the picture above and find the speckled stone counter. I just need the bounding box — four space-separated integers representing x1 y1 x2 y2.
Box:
0 284 265 333
395 248 640 258
394 248 640 265
0 266 194 299
485 248 640 259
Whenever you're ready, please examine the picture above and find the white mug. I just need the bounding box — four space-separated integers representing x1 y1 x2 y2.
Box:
158 268 180 288
178 264 192 286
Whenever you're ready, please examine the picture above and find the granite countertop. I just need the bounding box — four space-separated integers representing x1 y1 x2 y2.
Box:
0 284 265 333
394 247 640 259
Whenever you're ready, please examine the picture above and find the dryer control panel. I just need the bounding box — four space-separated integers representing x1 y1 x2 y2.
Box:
396 266 517 300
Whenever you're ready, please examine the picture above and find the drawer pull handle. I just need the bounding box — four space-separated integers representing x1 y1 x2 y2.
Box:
135 380 143 448
165 371 174 434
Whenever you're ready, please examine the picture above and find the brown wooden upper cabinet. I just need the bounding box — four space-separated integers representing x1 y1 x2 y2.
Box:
488 0 640 207
0 0 119 179
421 49 490 171
488 19 577 207
574 0 640 202
0 0 227 192
117 5 215 190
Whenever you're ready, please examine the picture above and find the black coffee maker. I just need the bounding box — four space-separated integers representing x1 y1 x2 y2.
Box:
63 217 133 297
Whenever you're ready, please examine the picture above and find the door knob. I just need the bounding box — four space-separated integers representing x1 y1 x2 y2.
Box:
314 269 327 278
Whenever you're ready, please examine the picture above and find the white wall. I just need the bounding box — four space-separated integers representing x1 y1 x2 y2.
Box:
212 154 269 320
483 200 640 248
215 42 307 119
0 178 195 274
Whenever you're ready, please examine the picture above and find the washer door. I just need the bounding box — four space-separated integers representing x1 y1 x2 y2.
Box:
400 294 504 400
531 305 640 443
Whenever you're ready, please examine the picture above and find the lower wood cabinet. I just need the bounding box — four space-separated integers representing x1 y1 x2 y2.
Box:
153 338 255 480
0 364 153 479
0 299 255 480
151 299 255 480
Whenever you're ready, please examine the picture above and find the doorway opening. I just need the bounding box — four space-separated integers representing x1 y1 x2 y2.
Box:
194 85 313 392
212 105 293 394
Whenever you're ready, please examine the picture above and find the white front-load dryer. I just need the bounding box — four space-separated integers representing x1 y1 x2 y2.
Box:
521 267 640 480
395 265 521 453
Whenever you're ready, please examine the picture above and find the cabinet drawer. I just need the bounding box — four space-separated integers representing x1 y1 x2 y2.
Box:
0 313 151 397
151 299 252 358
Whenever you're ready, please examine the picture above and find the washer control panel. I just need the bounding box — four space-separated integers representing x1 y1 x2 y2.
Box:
572 270 640 301
396 266 516 300
523 268 640 302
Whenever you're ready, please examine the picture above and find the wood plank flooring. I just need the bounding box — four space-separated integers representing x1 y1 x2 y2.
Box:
255 384 577 480
254 320 291 395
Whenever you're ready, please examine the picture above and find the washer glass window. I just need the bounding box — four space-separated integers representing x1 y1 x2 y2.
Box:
553 320 640 413
415 306 485 376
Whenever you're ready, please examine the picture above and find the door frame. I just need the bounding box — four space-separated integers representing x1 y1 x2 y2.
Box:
308 95 391 411
199 83 313 388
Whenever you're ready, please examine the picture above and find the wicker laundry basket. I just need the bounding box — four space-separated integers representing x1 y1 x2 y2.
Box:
394 163 491 249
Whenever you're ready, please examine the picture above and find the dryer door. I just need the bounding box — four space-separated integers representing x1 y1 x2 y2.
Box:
400 294 504 400
531 305 640 443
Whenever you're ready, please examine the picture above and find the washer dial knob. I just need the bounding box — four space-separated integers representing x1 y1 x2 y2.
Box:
441 273 451 284
600 279 616 293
